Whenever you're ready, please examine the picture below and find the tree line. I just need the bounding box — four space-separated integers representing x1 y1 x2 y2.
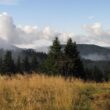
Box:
0 51 39 74
0 37 110 82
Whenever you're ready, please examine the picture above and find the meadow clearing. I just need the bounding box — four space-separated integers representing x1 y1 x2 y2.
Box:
0 73 110 110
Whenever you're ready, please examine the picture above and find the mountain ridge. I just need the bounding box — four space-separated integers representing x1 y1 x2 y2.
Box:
1 42 110 61
35 44 110 61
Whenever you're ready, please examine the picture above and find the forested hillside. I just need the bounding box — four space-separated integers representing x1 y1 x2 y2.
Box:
0 37 110 82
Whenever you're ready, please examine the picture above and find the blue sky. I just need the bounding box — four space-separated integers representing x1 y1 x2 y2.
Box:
0 0 110 47
0 0 110 33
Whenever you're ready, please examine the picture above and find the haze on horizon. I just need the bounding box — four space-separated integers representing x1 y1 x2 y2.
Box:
0 0 110 49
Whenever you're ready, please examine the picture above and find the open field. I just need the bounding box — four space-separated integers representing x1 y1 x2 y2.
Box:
0 73 110 110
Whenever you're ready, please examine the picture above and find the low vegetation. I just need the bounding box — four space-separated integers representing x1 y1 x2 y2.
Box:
0 73 110 110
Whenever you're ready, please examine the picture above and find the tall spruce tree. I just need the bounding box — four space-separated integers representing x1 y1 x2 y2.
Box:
2 51 15 74
16 56 22 73
64 38 85 78
30 55 38 72
0 57 3 73
92 66 104 82
44 37 62 75
22 56 30 73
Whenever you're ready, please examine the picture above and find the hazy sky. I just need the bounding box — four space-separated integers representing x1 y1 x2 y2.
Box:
0 0 110 48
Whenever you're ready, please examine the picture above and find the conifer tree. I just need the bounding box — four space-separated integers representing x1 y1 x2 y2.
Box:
22 56 30 72
44 37 62 75
2 51 15 74
30 55 38 72
92 66 104 82
64 38 85 78
16 56 22 73
0 57 3 73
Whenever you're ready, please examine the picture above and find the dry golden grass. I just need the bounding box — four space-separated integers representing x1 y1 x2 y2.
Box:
0 73 110 110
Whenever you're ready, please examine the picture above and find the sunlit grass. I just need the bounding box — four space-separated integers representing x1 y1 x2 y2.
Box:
0 73 110 110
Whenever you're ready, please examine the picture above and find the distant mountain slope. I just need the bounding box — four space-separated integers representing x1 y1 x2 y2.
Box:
36 44 110 61
77 44 110 55
0 40 110 61
0 43 110 71
77 44 110 61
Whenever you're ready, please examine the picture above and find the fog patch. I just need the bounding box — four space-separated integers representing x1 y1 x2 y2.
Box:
82 54 110 61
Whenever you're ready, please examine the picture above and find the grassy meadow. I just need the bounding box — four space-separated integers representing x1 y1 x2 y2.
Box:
0 73 110 110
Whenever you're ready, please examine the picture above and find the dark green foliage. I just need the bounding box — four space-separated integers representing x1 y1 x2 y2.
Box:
0 50 47 75
92 66 104 82
16 56 22 73
101 68 110 81
30 55 38 72
44 37 62 75
22 56 30 72
85 66 104 82
0 57 3 73
44 37 85 79
64 38 85 78
2 51 15 74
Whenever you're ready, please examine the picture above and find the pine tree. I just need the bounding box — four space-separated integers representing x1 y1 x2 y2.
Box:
93 66 104 82
16 56 22 73
0 57 3 73
30 55 38 72
64 38 85 78
22 56 30 73
2 51 15 74
104 67 110 81
44 37 62 75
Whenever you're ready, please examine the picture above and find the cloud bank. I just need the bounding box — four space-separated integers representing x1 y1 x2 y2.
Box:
82 23 110 46
0 12 76 48
0 12 110 49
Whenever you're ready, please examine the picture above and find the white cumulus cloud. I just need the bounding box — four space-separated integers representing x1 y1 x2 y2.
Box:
82 23 110 46
0 12 110 49
0 12 76 48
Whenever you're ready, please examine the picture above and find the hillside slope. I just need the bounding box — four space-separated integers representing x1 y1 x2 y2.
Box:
0 74 110 110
